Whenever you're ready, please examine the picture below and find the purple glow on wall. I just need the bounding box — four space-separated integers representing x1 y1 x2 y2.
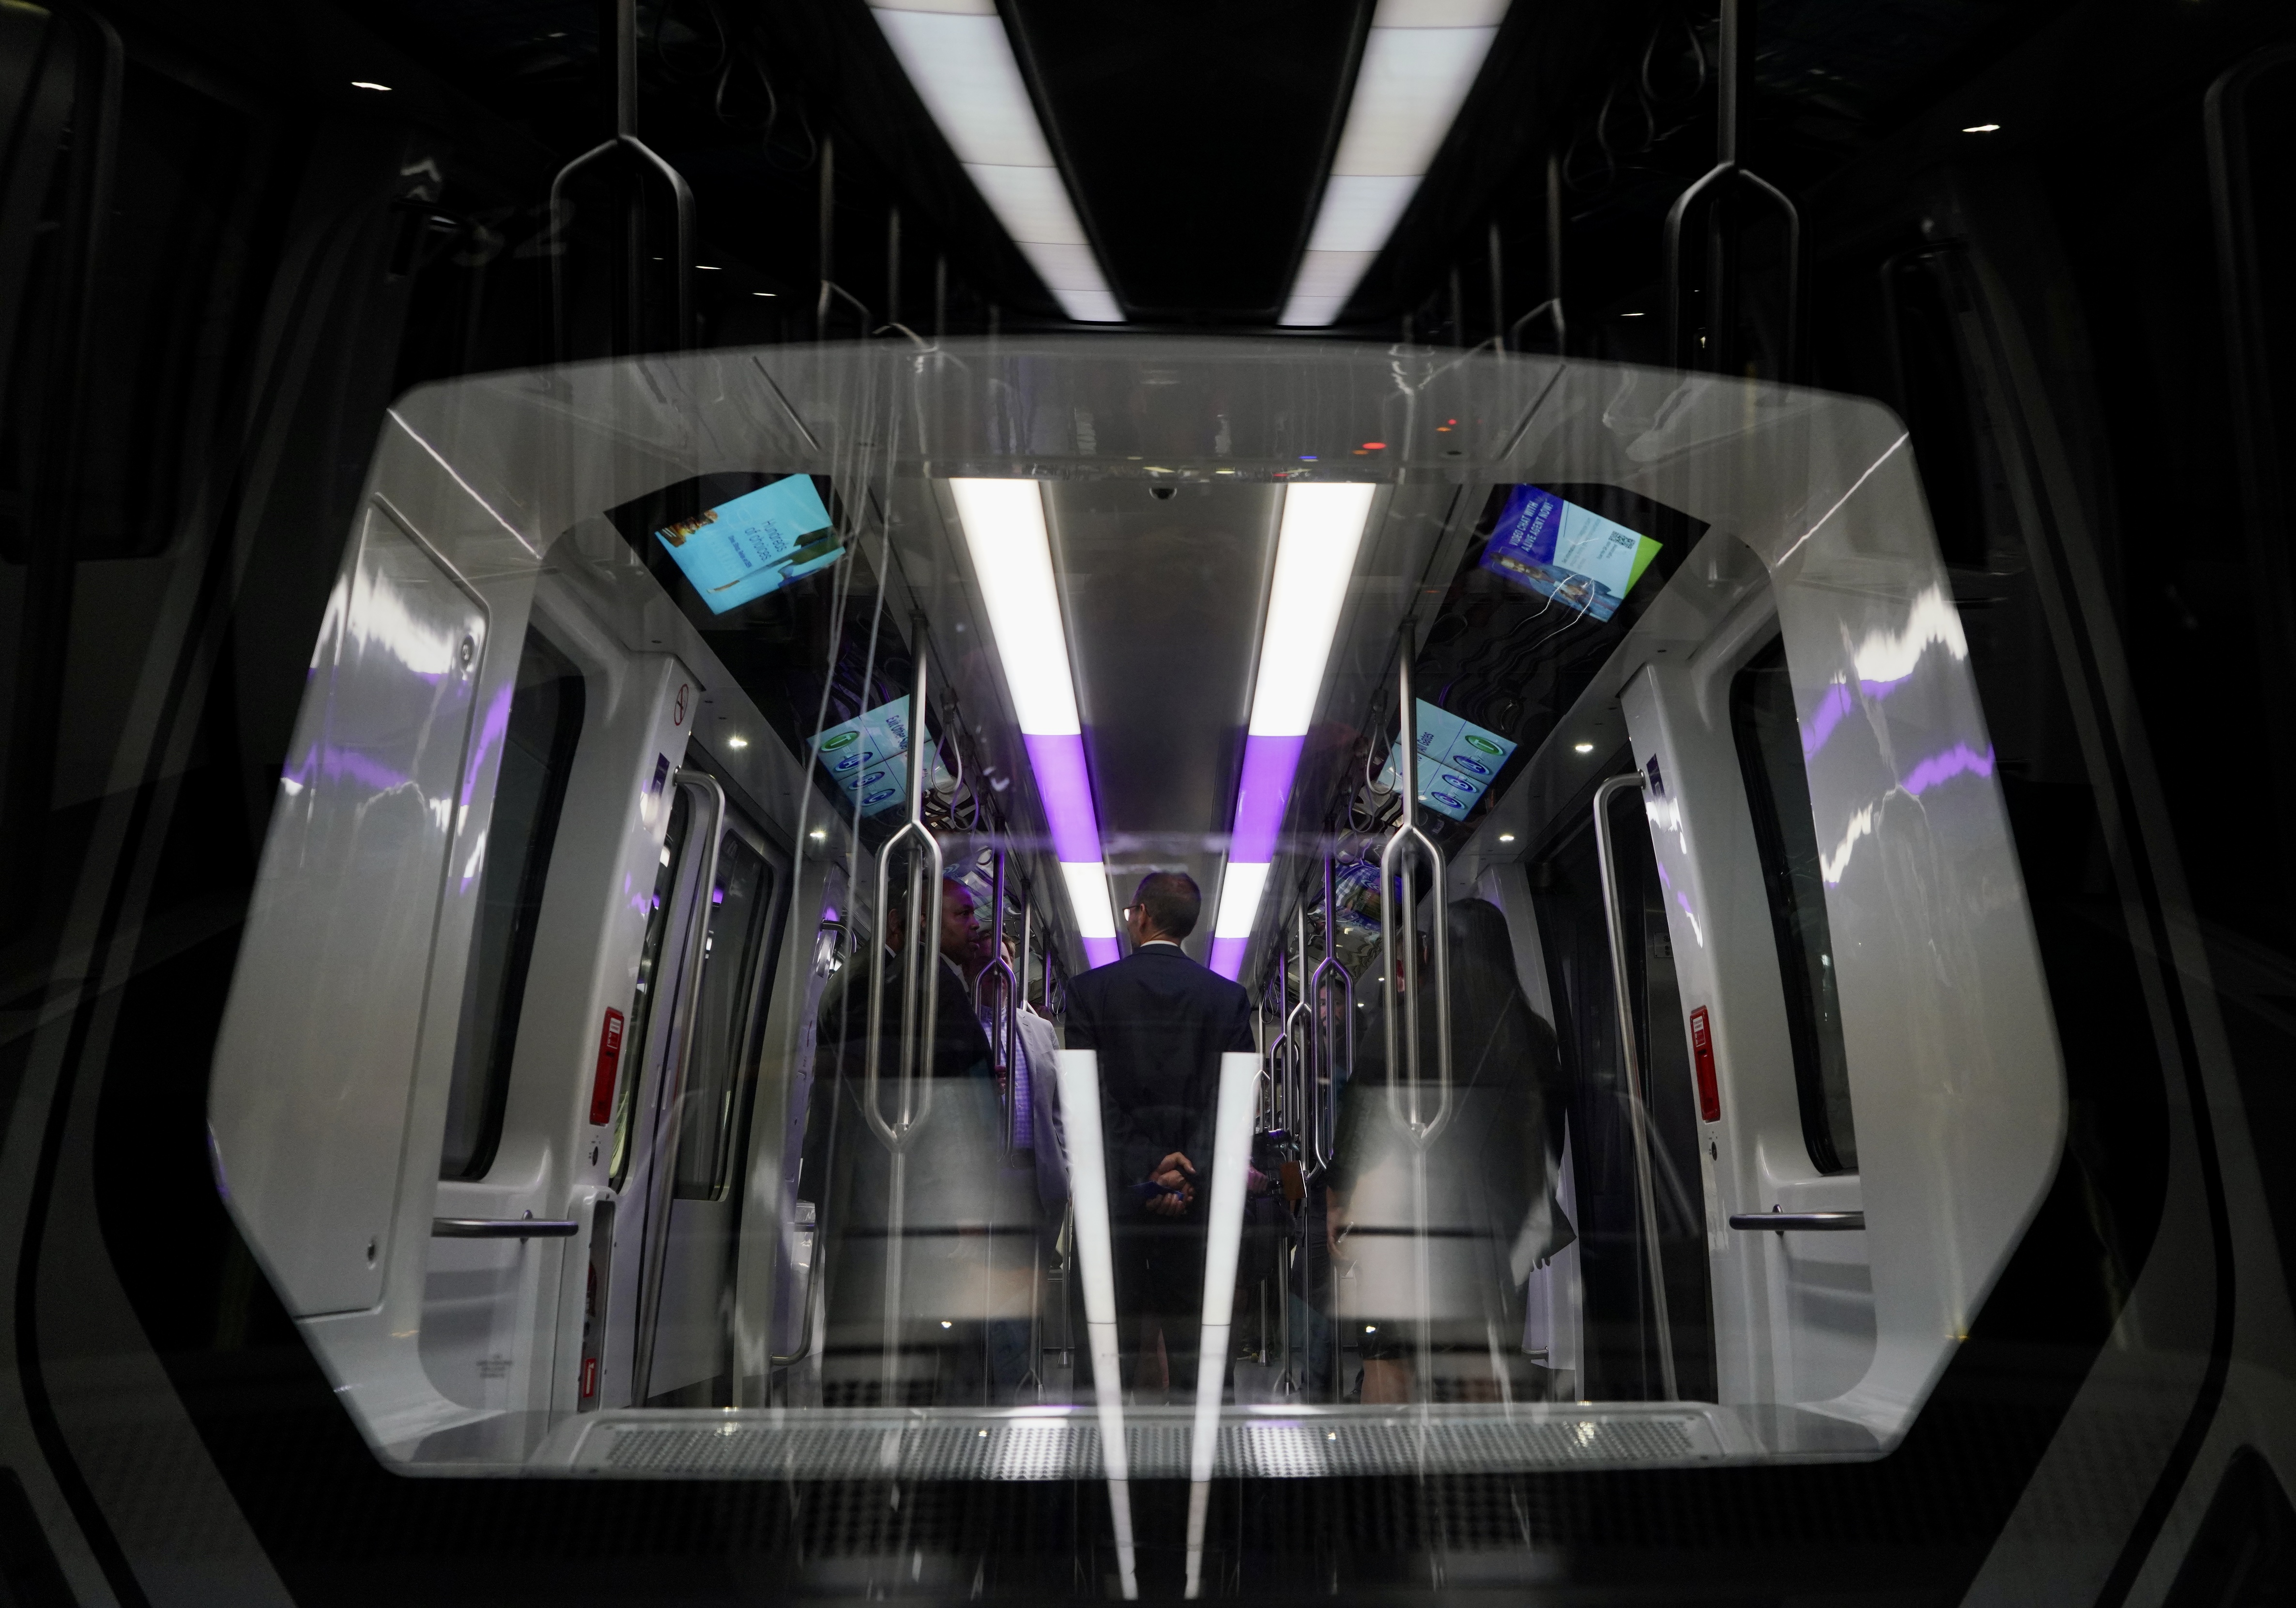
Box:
1229 734 1306 863
1023 732 1106 864
1902 742 1995 796
1802 682 1855 760
1084 936 1121 969
1209 935 1248 980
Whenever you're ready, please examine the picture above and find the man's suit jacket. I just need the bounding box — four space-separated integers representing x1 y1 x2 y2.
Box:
1063 942 1254 1201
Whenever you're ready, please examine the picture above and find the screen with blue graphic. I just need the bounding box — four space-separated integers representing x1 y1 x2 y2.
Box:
1375 700 1520 824
655 474 842 614
811 696 952 817
1478 484 1662 623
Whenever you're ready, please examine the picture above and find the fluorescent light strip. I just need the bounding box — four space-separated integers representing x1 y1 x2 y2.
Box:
950 480 1079 734
1279 0 1509 326
951 478 1117 968
1209 485 1377 979
868 0 1123 323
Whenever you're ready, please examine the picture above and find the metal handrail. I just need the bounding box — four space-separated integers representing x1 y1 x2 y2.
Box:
630 768 726 1403
1730 1211 1865 1231
1592 770 1679 1401
1659 0 1800 377
866 618 943 1395
972 847 1021 1149
1306 853 1352 1175
865 624 943 1153
547 0 695 358
1286 911 1313 1145
1378 649 1453 1147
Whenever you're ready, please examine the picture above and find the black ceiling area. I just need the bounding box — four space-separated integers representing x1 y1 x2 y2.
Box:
293 0 2118 347
1000 0 1372 324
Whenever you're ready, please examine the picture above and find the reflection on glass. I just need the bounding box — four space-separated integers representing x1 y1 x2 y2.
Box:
439 629 584 1179
1328 900 1578 1403
1731 638 1860 1173
612 789 691 1190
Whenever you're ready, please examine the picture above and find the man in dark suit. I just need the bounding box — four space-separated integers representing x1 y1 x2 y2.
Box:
1063 871 1254 1396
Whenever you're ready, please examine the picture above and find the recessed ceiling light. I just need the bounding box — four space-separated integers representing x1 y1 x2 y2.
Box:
1620 311 1645 318
1963 123 2001 133
753 291 776 297
809 828 826 841
1574 742 1594 754
351 81 392 91
1498 832 1515 842
697 263 721 271
726 735 749 749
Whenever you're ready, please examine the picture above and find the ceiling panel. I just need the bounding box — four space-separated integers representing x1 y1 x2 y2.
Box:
1046 481 1282 961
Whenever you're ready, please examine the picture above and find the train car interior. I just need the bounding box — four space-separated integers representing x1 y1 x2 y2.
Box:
3 0 2294 1601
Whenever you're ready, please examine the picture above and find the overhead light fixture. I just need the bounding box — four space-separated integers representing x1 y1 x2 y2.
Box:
726 735 750 749
1280 0 1510 326
351 81 392 92
1208 483 1377 979
1962 123 2001 133
949 478 1121 967
1574 741 1594 754
1498 832 1515 842
1620 311 1646 318
752 291 777 298
867 0 1123 323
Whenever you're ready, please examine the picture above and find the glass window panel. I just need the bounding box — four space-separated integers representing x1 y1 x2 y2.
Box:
439 629 584 1180
612 787 691 1191
1730 636 1859 1173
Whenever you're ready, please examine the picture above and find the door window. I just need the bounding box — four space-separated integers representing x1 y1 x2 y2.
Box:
439 629 585 1179
1730 637 1859 1173
612 787 692 1190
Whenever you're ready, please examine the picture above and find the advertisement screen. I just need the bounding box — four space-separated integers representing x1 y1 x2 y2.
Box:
655 474 841 614
1375 699 1520 824
1478 484 1662 623
811 696 952 818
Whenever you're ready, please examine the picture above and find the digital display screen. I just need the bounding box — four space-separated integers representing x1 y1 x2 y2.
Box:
654 474 841 614
1376 699 1521 824
811 696 952 817
1478 484 1662 623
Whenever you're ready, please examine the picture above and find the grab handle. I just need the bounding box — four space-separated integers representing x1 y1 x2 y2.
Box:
1378 645 1452 1147
864 622 942 1152
547 0 694 355
1592 770 1678 1401
1306 853 1353 1175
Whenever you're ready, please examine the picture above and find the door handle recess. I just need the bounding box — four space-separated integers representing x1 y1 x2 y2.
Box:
433 1218 580 1238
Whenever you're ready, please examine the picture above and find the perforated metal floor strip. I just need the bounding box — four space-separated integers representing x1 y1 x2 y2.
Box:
591 1411 1712 1480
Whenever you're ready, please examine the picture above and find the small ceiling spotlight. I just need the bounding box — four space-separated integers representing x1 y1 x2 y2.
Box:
1573 742 1595 754
1498 832 1516 843
351 80 392 91
1962 123 2001 133
726 735 749 749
